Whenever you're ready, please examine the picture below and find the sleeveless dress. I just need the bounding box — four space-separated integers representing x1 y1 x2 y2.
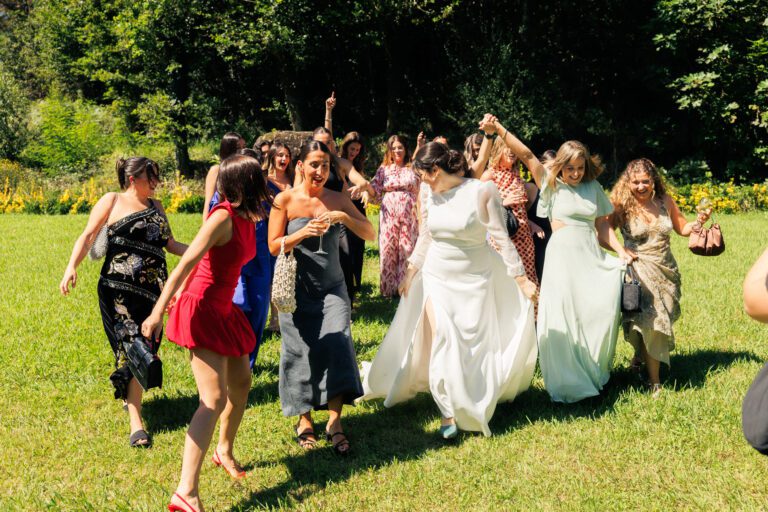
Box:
210 182 280 366
489 164 538 286
369 164 420 296
278 219 364 417
526 187 552 282
98 201 170 399
619 201 681 365
360 180 537 436
340 174 367 304
536 179 624 403
166 201 257 357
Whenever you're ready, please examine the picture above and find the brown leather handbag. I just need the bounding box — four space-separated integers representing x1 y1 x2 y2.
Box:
689 220 725 256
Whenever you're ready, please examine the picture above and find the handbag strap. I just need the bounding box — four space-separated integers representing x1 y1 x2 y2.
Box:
102 192 119 231
626 263 639 283
280 236 287 255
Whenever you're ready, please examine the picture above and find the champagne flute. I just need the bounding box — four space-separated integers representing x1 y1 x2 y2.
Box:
313 205 330 255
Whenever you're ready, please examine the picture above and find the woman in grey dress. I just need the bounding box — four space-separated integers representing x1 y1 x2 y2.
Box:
268 140 375 455
610 158 711 396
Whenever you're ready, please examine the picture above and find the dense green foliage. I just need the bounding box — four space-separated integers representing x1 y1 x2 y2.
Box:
1 212 767 509
0 0 766 180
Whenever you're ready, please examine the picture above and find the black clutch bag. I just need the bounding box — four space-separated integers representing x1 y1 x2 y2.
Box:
503 206 520 238
124 336 163 391
621 265 641 313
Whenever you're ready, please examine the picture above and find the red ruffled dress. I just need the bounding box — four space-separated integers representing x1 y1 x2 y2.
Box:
166 201 257 357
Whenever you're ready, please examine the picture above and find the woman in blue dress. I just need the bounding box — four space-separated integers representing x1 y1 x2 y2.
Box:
209 148 279 367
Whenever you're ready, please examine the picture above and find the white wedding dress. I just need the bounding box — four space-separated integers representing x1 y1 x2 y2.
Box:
360 179 537 436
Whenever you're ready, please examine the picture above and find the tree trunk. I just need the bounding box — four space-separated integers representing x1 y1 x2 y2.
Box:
175 134 191 177
284 88 303 131
383 27 402 134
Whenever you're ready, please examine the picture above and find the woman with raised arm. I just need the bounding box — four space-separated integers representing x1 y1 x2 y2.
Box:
141 155 272 512
481 122 539 286
268 140 374 456
360 142 538 439
609 158 711 396
60 157 187 448
488 116 632 403
203 132 246 219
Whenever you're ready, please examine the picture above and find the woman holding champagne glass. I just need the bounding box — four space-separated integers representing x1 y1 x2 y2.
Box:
268 140 375 455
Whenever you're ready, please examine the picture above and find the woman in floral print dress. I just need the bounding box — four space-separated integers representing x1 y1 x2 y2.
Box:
60 157 187 447
368 135 420 297
481 135 539 288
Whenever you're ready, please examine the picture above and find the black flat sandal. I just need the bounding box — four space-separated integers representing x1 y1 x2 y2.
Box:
129 429 152 448
326 431 350 456
296 428 318 450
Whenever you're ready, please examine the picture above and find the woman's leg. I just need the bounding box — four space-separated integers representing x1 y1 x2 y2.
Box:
325 395 350 454
126 378 146 441
215 354 251 471
421 298 453 427
173 348 229 512
640 340 662 385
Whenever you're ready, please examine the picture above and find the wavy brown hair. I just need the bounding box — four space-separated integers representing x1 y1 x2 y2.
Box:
340 131 366 175
546 140 604 189
610 158 667 224
217 155 273 222
380 134 411 167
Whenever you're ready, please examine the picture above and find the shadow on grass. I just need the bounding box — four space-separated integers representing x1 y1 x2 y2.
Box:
669 348 761 389
231 394 453 510
352 283 398 324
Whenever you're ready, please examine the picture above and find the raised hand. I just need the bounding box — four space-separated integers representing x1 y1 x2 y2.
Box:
325 91 336 111
479 114 498 134
416 131 426 149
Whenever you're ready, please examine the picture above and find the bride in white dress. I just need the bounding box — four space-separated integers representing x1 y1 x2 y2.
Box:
359 141 538 438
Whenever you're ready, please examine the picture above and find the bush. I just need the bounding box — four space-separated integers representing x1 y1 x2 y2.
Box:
21 95 129 175
0 64 30 160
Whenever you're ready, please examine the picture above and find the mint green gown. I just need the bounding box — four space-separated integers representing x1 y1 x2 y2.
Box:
536 178 625 403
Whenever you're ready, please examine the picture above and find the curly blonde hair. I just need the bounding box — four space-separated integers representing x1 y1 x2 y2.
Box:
610 158 667 224
545 140 604 189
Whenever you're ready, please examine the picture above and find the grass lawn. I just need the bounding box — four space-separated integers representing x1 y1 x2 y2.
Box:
1 211 767 511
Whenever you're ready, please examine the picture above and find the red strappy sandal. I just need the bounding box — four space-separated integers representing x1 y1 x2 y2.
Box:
212 449 246 479
168 492 199 512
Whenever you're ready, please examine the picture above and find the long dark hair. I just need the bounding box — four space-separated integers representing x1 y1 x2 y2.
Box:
116 157 160 190
219 132 244 162
340 131 366 174
264 141 294 183
413 142 467 176
217 155 273 221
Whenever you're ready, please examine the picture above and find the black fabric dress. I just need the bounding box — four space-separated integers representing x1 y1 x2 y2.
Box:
97 202 170 399
526 189 552 283
341 175 366 303
323 166 360 304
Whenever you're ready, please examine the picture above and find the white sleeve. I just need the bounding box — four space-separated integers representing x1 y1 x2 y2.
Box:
406 183 432 270
477 181 526 277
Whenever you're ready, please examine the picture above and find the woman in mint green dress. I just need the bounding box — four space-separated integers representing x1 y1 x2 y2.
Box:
485 116 633 403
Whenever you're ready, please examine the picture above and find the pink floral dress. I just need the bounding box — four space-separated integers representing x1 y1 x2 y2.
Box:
370 164 421 296
490 163 539 287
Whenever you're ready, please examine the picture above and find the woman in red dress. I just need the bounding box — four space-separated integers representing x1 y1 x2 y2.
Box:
142 155 272 512
481 132 539 288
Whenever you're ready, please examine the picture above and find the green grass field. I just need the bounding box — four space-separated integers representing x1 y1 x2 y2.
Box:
1 212 767 511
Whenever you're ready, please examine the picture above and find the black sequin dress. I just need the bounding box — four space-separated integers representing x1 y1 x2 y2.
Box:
97 202 170 399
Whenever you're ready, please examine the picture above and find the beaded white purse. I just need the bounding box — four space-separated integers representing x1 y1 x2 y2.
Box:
88 224 109 260
88 193 118 261
272 236 297 313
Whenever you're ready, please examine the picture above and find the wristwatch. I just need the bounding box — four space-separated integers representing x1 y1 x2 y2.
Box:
484 132 496 140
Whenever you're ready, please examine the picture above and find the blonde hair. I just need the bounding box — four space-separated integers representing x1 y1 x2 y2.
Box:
489 136 520 169
545 140 604 189
610 158 667 225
